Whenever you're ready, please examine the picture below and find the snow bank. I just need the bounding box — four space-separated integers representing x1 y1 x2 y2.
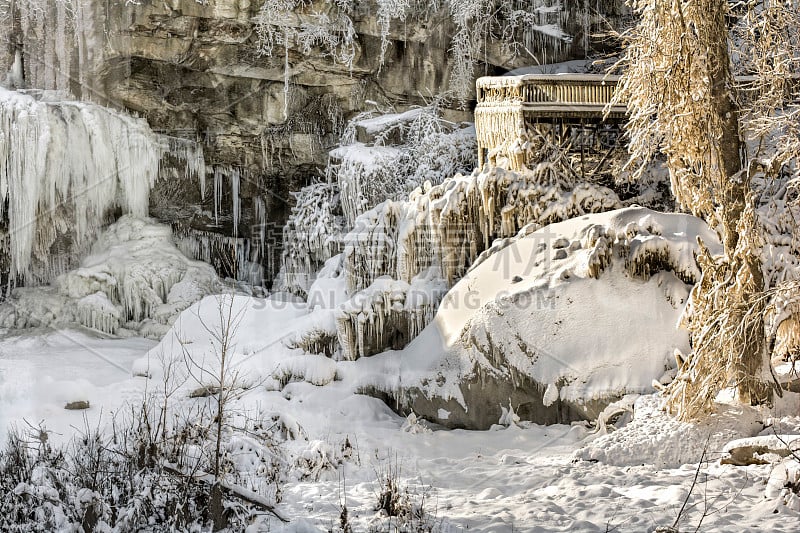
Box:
0 216 220 337
133 293 339 393
353 207 720 428
575 395 764 468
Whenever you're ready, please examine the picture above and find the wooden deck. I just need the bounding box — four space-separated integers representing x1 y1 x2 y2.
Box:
474 73 795 169
474 74 626 169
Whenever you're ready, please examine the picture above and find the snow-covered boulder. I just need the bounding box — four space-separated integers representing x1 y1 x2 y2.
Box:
353 207 721 429
0 216 220 338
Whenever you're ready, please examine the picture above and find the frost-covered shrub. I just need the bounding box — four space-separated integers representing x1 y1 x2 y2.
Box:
0 400 296 531
254 0 358 68
330 104 478 226
280 181 346 296
369 458 441 532
375 0 410 65
0 423 227 531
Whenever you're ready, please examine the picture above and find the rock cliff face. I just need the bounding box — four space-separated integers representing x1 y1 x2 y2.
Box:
1 0 627 283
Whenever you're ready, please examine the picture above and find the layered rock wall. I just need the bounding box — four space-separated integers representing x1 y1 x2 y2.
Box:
1 0 628 284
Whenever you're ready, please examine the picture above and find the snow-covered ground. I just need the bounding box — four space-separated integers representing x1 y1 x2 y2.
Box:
1 322 799 532
0 329 156 441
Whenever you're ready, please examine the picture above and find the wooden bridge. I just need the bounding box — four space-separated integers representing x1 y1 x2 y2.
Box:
474 74 625 170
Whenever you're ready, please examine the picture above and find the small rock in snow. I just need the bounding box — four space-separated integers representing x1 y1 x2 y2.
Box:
64 400 90 410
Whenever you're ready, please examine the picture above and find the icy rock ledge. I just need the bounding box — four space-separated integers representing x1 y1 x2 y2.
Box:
353 207 722 429
0 216 221 338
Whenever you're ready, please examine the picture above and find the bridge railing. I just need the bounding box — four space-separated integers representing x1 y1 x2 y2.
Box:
475 74 627 168
477 74 621 106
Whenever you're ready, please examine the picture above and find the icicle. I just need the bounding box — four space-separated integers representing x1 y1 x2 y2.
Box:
213 166 223 225
334 272 446 359
231 167 240 236
283 32 290 121
174 225 259 284
165 136 206 197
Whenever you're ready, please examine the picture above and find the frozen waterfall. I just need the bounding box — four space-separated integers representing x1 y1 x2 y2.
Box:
0 87 205 286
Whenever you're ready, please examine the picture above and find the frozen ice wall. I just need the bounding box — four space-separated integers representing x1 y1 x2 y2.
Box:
0 87 203 286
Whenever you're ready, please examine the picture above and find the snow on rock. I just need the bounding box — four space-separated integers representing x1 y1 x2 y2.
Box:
574 395 764 469
352 207 720 429
764 457 800 512
0 216 220 337
333 165 621 359
721 434 800 466
0 87 204 285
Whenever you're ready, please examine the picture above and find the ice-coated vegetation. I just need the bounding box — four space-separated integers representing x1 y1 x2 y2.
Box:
252 0 579 106
331 105 478 227
279 181 345 297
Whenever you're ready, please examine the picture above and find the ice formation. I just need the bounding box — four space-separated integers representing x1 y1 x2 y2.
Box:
335 270 448 360
331 143 403 227
0 216 221 338
175 227 263 287
0 87 205 286
0 0 89 94
163 136 206 190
